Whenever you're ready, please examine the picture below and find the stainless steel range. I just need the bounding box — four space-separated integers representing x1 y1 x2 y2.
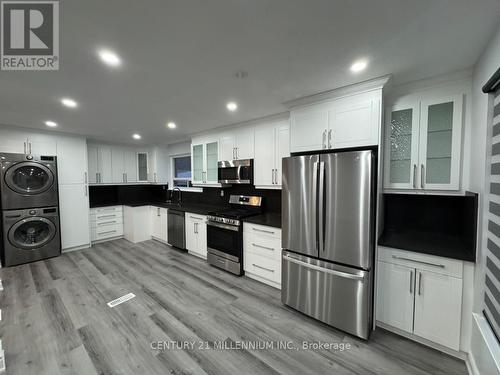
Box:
206 195 262 275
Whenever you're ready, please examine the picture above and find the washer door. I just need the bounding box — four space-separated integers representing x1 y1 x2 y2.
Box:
4 162 55 195
8 217 56 250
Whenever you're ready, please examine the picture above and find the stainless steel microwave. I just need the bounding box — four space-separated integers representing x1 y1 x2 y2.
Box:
218 159 253 184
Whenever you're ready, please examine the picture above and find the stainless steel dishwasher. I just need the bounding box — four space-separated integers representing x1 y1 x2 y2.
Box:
168 209 186 249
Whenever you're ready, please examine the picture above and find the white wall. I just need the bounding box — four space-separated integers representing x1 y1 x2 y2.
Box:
469 24 500 375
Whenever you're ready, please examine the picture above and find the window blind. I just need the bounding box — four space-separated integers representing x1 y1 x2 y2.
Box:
484 87 500 341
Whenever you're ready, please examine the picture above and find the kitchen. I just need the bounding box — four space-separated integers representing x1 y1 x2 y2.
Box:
0 1 499 375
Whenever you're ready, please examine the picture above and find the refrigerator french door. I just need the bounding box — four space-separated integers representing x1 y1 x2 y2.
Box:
281 150 375 339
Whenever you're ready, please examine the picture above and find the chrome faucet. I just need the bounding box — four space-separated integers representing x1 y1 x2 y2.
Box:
172 187 182 206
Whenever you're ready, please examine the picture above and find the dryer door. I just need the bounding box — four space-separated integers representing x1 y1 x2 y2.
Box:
4 162 55 195
8 217 56 250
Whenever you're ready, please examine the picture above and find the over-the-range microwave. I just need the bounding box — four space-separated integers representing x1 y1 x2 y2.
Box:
218 159 253 184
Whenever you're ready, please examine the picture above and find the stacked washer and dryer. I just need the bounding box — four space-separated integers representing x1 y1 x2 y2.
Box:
0 153 61 267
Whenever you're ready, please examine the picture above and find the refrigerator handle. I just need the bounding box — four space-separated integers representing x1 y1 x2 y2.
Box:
283 254 365 281
312 161 319 252
318 161 325 254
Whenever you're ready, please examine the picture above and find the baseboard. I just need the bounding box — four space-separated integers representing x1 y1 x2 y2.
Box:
245 271 281 290
468 313 500 375
376 321 467 360
90 235 124 245
151 237 168 245
62 244 91 253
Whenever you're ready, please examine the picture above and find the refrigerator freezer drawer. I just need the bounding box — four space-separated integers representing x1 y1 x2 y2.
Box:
281 251 372 339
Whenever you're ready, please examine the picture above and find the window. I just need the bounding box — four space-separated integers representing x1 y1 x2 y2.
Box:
172 155 192 187
137 152 148 181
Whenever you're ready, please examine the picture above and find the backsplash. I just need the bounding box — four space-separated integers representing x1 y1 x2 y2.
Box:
173 185 281 213
89 184 168 207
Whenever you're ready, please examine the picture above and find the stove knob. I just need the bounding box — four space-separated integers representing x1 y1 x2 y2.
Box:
29 209 36 215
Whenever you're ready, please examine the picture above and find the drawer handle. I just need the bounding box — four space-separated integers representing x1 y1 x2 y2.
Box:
252 264 274 272
252 243 275 251
189 216 203 220
252 228 275 235
99 230 117 235
98 221 117 226
392 255 445 268
98 214 117 219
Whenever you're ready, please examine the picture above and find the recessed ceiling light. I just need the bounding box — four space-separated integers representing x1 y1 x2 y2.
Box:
350 59 368 73
226 102 238 112
61 98 78 108
132 133 141 140
45 120 57 127
167 122 176 129
98 49 121 67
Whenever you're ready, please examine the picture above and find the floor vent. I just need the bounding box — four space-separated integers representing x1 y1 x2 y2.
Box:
107 293 136 308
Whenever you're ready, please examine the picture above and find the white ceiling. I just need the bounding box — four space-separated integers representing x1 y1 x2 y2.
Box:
1 0 499 145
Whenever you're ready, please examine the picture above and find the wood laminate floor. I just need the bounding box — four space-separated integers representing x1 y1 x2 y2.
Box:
0 239 468 375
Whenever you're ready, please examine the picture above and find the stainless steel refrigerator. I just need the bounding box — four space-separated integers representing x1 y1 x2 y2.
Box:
281 149 375 339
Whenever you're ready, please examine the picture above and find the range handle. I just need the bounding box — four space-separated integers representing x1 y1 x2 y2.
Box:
283 253 365 282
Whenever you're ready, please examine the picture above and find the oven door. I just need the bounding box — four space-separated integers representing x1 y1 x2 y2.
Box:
218 159 253 184
207 221 241 262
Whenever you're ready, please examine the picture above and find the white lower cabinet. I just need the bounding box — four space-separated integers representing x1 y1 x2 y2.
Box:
90 206 124 242
185 213 207 259
59 184 90 250
376 247 463 351
123 206 150 243
150 206 168 243
243 223 282 288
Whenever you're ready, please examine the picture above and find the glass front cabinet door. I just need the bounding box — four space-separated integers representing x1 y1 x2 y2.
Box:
384 94 463 191
384 103 420 189
191 144 204 184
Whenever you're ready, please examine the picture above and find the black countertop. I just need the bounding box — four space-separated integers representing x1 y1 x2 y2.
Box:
242 213 282 228
378 230 475 262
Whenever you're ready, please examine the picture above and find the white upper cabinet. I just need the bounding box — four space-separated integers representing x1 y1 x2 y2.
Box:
87 144 112 184
111 147 126 183
124 149 137 183
290 90 381 153
148 146 169 184
56 135 88 184
219 127 255 161
191 138 219 186
254 119 290 189
0 128 57 155
384 93 463 191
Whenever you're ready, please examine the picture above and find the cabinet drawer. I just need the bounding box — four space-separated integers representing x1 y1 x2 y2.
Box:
93 212 123 223
92 217 123 228
244 252 281 284
92 223 123 241
378 246 463 278
243 223 281 240
244 234 281 262
186 212 206 222
91 206 122 215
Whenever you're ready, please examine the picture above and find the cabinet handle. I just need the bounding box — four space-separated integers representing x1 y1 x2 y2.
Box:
29 142 32 154
252 264 274 272
189 216 203 220
418 272 422 295
322 130 327 149
252 227 275 235
99 230 117 235
125 173 128 183
392 255 445 268
98 221 117 226
84 172 88 184
252 243 275 251
409 270 413 294
157 207 160 217
412 164 417 188
328 129 332 149
421 164 425 189
84 185 88 197
96 173 99 183
271 169 274 184
23 142 27 154
154 172 157 182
